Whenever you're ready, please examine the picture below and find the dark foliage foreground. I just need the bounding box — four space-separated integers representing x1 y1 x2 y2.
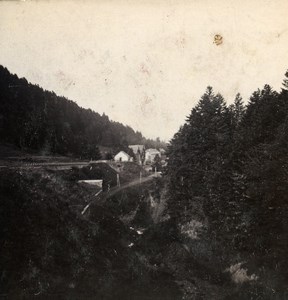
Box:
166 71 288 298
0 168 180 299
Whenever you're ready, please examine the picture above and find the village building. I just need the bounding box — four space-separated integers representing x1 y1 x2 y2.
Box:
128 145 145 155
145 148 161 164
114 151 132 162
128 145 145 165
78 179 103 189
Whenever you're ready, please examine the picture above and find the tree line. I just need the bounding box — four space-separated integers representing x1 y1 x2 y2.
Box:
166 71 288 295
0 66 165 159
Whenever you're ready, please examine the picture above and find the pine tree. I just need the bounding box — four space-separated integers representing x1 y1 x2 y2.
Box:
239 85 280 148
167 87 234 232
229 93 245 128
282 69 288 90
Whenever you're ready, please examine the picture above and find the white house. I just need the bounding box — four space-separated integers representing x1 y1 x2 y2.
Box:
114 151 132 162
145 148 161 163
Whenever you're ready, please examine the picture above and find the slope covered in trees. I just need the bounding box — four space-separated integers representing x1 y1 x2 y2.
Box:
0 167 181 299
0 66 165 159
166 72 288 298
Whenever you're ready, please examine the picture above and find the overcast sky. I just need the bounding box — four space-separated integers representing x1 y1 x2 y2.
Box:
1 0 288 141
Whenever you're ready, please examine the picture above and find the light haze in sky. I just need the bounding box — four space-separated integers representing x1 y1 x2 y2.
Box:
1 0 288 140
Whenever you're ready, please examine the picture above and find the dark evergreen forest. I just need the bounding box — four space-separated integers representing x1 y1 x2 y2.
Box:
0 66 164 159
166 71 288 297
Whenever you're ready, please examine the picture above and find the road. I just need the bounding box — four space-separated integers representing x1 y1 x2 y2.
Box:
81 173 160 215
0 159 161 214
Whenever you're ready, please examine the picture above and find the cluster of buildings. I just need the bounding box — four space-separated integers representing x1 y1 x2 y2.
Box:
114 144 166 165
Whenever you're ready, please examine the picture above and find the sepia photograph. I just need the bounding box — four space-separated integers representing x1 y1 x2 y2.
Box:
1 0 288 298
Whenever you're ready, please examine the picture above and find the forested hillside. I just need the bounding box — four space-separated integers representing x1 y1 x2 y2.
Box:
0 66 164 159
166 71 288 298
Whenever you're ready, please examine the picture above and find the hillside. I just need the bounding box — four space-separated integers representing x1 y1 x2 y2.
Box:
0 167 181 299
0 66 165 160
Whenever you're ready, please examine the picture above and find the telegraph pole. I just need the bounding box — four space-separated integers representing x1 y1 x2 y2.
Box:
117 173 120 187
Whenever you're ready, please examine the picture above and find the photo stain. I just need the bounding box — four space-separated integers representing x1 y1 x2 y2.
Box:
140 63 151 76
214 34 223 46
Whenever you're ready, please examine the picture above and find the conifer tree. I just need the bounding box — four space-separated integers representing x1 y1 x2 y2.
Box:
229 93 245 128
282 69 288 90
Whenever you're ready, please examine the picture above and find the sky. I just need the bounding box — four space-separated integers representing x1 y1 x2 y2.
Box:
1 0 288 141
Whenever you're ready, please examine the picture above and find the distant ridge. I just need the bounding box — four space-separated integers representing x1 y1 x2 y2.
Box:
0 66 165 159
